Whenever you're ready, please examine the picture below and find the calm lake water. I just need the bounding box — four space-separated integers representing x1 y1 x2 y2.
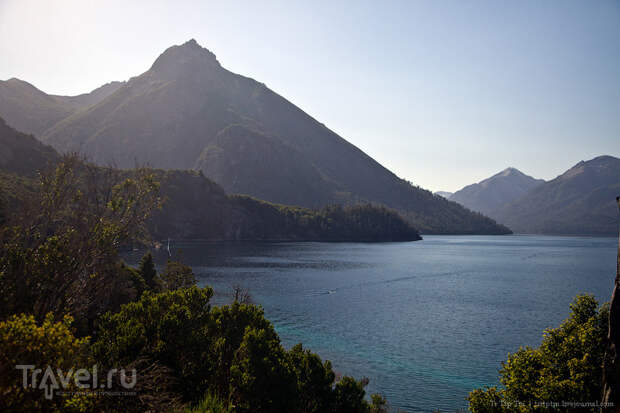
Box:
126 235 618 412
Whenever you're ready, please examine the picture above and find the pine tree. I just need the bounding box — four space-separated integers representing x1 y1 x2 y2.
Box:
138 252 158 291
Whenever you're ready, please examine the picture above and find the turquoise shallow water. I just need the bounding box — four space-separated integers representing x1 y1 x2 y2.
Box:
125 235 618 412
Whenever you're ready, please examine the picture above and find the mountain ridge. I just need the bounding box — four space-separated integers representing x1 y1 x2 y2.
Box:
492 155 620 235
0 39 510 234
449 167 545 217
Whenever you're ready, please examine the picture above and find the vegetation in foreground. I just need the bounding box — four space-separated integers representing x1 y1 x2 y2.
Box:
0 155 391 412
468 294 609 413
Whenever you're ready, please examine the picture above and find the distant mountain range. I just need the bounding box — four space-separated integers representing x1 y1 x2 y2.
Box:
0 39 509 235
492 156 620 236
449 168 544 217
449 158 620 236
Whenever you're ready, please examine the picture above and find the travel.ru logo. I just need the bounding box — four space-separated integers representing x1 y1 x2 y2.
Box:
16 365 137 399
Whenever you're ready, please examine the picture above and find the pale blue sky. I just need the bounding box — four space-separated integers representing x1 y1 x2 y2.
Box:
1 0 618 192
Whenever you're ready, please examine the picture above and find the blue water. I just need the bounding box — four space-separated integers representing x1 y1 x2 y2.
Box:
126 235 618 412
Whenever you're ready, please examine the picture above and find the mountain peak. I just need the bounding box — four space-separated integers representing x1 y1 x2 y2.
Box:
498 167 520 177
3 77 38 90
450 166 544 216
561 155 620 180
150 39 220 79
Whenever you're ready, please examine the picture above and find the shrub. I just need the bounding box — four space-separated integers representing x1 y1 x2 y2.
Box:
468 294 609 413
0 313 92 412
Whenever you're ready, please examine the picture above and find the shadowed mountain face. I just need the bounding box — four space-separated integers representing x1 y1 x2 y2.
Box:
493 156 620 235
0 116 59 176
0 39 510 234
450 168 544 216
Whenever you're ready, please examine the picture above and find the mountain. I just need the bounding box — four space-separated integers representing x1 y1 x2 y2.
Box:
0 40 508 234
0 116 420 242
435 191 453 199
0 116 59 177
0 78 123 136
492 156 620 235
450 168 544 217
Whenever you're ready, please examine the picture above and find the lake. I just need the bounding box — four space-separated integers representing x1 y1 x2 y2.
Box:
125 235 618 412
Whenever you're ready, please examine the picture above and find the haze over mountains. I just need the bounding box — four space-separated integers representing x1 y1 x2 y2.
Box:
449 167 544 217
492 156 620 236
449 158 620 236
0 39 509 235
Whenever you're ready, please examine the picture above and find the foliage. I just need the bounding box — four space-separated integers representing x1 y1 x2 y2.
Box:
0 313 93 412
231 196 422 241
92 287 214 402
160 259 197 291
138 252 158 291
199 302 279 401
186 393 232 413
287 343 336 413
468 294 609 413
333 376 369 413
229 327 297 412
0 155 161 329
94 287 384 412
369 393 389 413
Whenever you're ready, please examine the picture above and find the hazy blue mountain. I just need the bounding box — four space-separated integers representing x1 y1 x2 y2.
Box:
435 191 453 199
450 167 544 216
493 156 620 235
0 40 509 234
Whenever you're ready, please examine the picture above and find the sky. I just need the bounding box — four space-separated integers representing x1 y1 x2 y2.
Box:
0 0 619 192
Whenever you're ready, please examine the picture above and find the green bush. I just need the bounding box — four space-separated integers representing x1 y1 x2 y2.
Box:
229 327 297 412
287 343 336 413
185 393 231 413
92 286 214 402
0 313 93 412
468 294 609 413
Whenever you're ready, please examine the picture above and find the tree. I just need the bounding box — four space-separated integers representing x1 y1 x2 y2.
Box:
287 343 335 413
138 252 158 292
206 302 280 398
468 294 609 413
160 260 197 291
0 313 93 412
0 154 161 331
229 328 298 413
369 394 389 413
231 284 252 304
333 376 369 413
